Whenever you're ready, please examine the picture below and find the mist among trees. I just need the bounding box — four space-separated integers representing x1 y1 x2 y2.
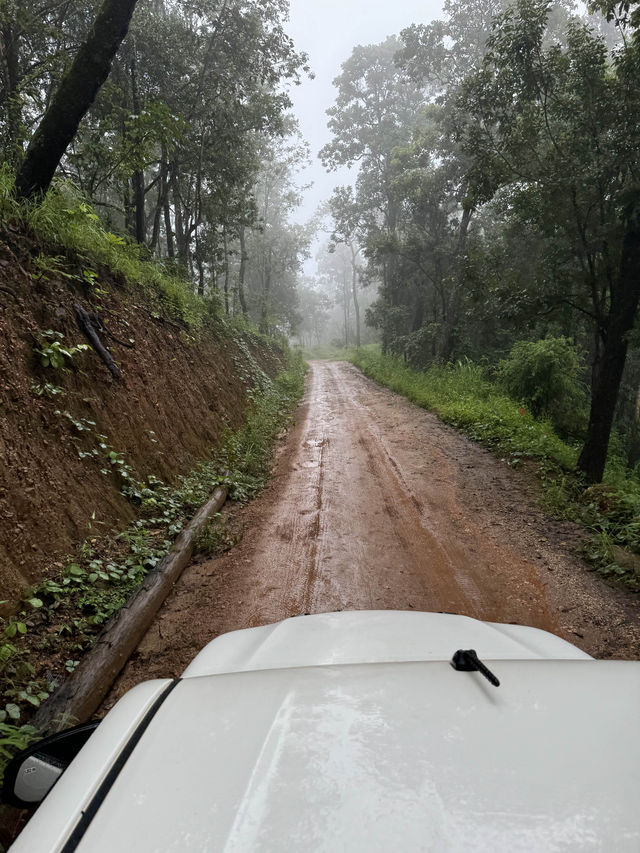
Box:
316 0 640 484
1 0 311 335
1 0 639 482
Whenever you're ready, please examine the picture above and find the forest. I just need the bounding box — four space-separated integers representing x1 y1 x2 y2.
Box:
315 0 640 489
2 0 313 327
0 0 637 486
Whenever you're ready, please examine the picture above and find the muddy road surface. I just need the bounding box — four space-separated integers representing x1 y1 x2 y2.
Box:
107 360 639 704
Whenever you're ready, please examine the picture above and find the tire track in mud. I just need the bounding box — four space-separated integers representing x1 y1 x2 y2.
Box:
305 362 546 623
105 360 640 704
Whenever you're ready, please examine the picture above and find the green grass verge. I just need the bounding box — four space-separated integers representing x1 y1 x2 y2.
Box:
351 346 576 468
348 345 640 589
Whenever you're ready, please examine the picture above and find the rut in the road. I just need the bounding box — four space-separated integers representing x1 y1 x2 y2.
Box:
269 360 555 628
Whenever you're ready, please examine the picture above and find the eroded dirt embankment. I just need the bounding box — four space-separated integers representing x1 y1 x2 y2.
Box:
0 233 284 607
107 360 639 705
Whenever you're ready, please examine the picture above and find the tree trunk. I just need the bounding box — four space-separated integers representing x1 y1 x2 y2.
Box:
343 271 349 348
164 200 175 258
237 225 248 315
1 23 22 165
163 168 175 259
150 160 168 252
132 170 145 243
350 243 361 348
223 226 230 314
385 197 399 308
438 204 473 363
411 285 425 333
123 182 134 236
577 205 640 483
626 381 640 469
196 255 205 296
15 0 139 200
170 167 188 267
30 485 227 733
129 44 146 244
259 252 272 334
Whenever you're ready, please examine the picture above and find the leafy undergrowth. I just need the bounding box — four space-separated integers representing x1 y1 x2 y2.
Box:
0 353 306 785
351 347 576 465
192 354 306 558
349 346 640 592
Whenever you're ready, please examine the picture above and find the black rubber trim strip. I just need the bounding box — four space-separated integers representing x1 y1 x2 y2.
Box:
60 678 180 852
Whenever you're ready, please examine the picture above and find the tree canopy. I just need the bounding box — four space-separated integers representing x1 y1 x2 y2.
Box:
318 0 640 481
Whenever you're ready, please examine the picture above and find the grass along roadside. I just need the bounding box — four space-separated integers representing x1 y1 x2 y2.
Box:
0 352 306 785
0 166 210 329
346 346 640 591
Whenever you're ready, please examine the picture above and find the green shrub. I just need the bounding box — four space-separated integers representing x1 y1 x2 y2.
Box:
218 351 306 500
496 337 588 437
0 163 20 220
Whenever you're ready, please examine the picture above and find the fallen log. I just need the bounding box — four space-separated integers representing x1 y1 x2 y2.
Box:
31 484 227 734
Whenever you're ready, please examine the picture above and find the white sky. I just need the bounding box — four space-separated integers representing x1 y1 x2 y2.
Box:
285 0 444 236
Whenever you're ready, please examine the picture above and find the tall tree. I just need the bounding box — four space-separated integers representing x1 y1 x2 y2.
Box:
15 0 138 199
590 0 640 29
318 241 354 347
0 0 101 165
244 133 311 335
455 0 640 481
320 36 426 352
329 186 364 348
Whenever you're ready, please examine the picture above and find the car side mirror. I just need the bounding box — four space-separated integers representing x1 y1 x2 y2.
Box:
1 721 99 808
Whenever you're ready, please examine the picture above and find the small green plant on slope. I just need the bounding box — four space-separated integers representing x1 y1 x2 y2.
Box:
50 409 146 498
0 165 208 330
219 353 306 501
0 353 306 786
25 179 207 328
30 382 65 398
32 254 101 291
34 330 89 370
0 598 56 743
0 721 37 763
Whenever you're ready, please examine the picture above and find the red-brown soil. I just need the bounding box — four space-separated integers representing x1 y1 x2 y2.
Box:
0 229 284 609
106 360 639 707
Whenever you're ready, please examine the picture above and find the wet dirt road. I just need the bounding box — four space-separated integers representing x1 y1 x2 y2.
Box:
237 360 556 626
108 361 639 702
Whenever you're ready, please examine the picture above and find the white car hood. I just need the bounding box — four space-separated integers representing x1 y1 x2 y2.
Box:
183 610 591 677
19 659 640 853
12 614 637 853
